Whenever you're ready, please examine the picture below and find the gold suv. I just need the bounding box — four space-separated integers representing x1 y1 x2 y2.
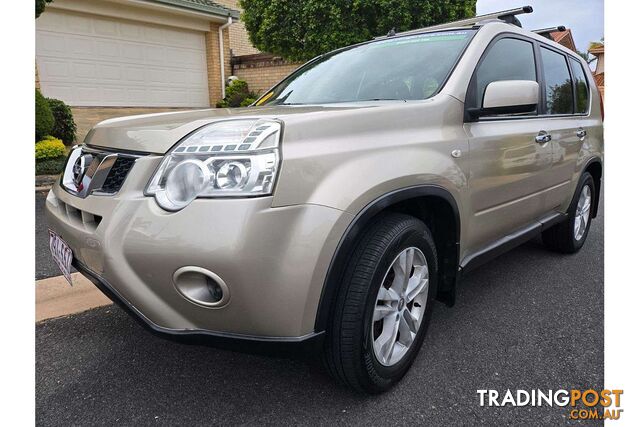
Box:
46 7 603 393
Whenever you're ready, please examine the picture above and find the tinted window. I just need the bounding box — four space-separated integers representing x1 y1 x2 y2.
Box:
570 58 590 113
474 38 536 109
541 47 573 114
259 30 474 105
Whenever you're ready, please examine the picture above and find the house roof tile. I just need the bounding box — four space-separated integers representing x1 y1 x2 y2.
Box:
148 0 240 19
594 72 604 87
550 29 577 52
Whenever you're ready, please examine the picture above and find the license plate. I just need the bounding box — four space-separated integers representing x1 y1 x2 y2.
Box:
49 229 73 286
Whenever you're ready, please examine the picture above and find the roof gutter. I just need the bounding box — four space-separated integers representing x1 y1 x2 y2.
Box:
219 16 233 99
126 0 239 22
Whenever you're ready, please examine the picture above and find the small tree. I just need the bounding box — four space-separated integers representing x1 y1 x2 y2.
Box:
240 0 476 61
35 89 54 141
47 98 77 145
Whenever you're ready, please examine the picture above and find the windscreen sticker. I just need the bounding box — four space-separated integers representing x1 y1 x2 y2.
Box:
371 31 471 48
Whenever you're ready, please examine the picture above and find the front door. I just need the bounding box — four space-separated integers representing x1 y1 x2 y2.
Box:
464 119 554 251
463 36 554 253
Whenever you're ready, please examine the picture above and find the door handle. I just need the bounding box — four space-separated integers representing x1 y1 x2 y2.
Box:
576 128 587 139
535 131 552 144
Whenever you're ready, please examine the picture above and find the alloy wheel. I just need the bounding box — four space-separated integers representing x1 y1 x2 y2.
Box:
574 185 592 241
371 247 429 366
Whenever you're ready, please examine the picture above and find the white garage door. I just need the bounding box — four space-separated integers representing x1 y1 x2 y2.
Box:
36 11 210 107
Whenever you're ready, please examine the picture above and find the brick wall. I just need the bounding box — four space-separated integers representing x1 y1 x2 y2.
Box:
205 21 232 106
36 64 41 90
216 1 301 95
232 54 303 96
215 0 260 56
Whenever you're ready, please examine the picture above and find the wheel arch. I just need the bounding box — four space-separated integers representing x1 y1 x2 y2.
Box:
583 157 603 217
314 185 461 333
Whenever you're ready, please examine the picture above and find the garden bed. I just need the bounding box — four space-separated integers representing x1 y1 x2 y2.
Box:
36 157 66 176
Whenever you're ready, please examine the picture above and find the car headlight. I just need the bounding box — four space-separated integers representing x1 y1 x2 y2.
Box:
146 119 281 211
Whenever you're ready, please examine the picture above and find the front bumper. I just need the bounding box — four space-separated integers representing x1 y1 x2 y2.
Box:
45 155 353 339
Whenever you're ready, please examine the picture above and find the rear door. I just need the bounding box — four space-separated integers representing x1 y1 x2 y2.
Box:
536 46 583 211
463 35 554 251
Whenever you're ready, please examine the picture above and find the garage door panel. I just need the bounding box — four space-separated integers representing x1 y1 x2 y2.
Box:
39 59 70 79
38 32 67 53
166 70 187 85
73 62 98 79
97 64 123 81
36 10 209 107
95 40 120 58
43 84 75 102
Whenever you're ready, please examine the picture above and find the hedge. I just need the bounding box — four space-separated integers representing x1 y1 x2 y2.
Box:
47 98 77 145
35 89 54 141
217 79 257 108
36 136 66 160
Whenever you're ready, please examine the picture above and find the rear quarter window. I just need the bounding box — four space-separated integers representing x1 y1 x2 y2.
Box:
569 58 590 114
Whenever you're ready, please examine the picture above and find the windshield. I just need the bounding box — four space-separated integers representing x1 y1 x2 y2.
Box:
258 30 475 106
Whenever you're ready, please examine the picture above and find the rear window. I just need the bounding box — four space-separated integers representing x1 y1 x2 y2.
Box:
540 47 573 115
570 58 590 114
258 30 475 105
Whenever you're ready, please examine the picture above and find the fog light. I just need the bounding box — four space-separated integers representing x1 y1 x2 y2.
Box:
206 277 224 303
173 266 230 308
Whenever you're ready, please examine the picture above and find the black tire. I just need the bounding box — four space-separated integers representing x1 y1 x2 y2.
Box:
542 172 595 253
323 212 438 393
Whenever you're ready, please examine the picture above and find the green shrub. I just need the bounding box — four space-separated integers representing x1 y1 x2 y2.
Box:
216 79 257 108
240 97 256 107
36 157 67 175
47 97 77 145
35 89 54 141
36 137 66 160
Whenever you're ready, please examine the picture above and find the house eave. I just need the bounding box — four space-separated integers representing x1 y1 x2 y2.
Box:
134 0 239 20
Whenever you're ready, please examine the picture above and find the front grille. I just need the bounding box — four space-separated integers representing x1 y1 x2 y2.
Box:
100 156 136 194
61 146 142 198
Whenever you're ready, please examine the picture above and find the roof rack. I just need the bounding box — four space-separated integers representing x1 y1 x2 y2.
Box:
377 6 533 39
533 26 567 40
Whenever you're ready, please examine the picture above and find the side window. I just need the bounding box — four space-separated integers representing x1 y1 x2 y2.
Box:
474 38 537 110
540 47 573 114
570 58 590 114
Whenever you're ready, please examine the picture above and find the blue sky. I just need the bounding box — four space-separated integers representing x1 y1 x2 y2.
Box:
477 0 604 54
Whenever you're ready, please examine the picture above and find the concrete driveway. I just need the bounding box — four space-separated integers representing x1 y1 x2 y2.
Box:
35 191 604 425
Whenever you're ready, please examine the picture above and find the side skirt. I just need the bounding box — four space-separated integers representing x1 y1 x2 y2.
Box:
459 212 566 275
